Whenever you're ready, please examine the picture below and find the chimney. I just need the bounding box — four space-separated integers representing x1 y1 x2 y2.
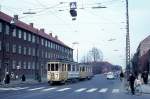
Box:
55 35 58 39
40 28 45 33
29 23 34 28
49 33 52 37
14 15 18 21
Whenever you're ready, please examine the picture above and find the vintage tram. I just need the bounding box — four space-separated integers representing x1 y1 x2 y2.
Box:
47 60 93 84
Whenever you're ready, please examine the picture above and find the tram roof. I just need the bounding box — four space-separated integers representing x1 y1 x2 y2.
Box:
47 59 77 64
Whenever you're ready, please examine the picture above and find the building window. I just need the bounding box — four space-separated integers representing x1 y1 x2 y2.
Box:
45 40 47 47
32 62 35 70
12 44 16 53
36 63 39 69
12 60 16 69
28 62 31 69
28 47 31 55
37 36 39 44
32 35 35 43
28 33 31 42
37 49 39 57
45 51 47 58
0 41 1 51
24 32 27 40
32 48 35 56
18 30 22 39
0 22 2 32
41 38 44 45
23 47 26 55
41 50 44 58
5 25 9 35
5 43 9 52
23 61 26 69
0 59 1 69
12 28 16 37
18 61 21 69
18 45 21 54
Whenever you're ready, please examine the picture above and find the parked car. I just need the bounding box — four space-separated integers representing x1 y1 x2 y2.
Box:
106 72 115 79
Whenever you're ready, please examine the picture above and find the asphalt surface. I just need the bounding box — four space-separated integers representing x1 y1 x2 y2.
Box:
0 74 150 99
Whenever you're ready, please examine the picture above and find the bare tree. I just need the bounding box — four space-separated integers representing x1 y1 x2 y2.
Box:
89 47 103 62
80 47 103 63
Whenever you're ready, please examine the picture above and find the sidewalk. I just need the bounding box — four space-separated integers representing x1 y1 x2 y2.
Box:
141 76 150 94
141 84 150 94
0 78 47 88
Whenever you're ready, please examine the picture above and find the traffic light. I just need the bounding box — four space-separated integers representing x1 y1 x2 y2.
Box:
70 9 77 17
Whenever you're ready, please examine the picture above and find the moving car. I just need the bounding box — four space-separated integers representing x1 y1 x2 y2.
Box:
106 72 115 79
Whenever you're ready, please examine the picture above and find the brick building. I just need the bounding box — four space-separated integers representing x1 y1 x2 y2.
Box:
0 11 73 81
132 35 150 73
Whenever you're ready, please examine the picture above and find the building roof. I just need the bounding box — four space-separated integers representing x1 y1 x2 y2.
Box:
0 11 72 49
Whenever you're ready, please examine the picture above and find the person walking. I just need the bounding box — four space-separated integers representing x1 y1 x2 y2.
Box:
120 71 124 82
5 72 10 84
128 73 136 95
141 71 148 84
21 74 26 82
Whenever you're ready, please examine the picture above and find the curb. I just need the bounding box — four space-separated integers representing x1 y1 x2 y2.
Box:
0 80 47 88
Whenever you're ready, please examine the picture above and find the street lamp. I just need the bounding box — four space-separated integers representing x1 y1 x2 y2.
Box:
72 42 79 63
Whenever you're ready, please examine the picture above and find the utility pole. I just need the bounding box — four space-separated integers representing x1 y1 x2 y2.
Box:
125 0 131 74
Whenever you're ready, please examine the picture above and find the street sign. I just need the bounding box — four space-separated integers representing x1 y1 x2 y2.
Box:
70 2 77 10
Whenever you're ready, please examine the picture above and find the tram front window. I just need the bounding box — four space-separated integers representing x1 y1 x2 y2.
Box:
55 64 58 71
48 64 50 71
51 64 54 71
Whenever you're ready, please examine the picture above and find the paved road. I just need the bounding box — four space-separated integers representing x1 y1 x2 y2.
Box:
0 74 150 99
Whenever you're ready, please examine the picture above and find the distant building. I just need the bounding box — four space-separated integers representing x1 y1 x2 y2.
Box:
132 35 150 73
0 11 73 81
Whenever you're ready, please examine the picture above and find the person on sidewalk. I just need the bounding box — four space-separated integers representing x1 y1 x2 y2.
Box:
21 74 26 82
120 71 124 82
134 74 143 94
5 72 10 84
128 73 136 95
141 71 148 84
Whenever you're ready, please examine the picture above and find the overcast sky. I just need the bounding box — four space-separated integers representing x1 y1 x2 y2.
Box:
0 0 150 68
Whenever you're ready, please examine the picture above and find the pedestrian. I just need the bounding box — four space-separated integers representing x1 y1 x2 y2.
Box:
120 71 124 82
128 73 136 95
21 74 26 82
134 73 143 95
141 71 148 84
5 72 10 84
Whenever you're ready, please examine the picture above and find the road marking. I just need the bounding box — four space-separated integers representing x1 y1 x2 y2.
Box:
99 88 108 93
75 88 87 92
42 87 57 92
86 88 97 92
112 89 119 93
11 87 29 90
0 87 29 91
28 87 45 91
57 88 71 92
0 88 12 91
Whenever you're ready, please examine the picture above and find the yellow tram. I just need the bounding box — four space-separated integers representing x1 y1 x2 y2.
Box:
47 60 93 84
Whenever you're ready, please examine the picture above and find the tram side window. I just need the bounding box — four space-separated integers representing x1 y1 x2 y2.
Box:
55 64 58 71
72 65 75 71
48 64 50 71
76 66 79 71
51 64 54 71
62 64 64 71
68 64 71 71
82 67 85 72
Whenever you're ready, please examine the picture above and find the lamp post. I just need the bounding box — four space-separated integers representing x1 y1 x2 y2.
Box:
72 42 79 63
